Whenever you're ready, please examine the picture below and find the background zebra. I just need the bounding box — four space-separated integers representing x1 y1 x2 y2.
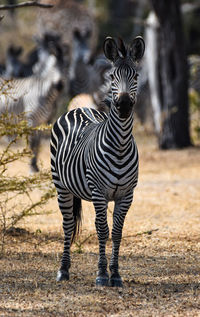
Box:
0 33 65 172
37 0 97 54
67 52 112 113
3 45 24 78
38 0 97 86
3 43 40 78
2 33 68 79
68 52 111 100
50 36 145 287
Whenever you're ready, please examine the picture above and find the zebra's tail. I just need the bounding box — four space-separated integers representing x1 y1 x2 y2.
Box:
71 196 82 244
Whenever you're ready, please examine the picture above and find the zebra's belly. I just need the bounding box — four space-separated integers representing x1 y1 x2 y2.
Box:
87 165 138 201
101 177 137 201
58 161 137 202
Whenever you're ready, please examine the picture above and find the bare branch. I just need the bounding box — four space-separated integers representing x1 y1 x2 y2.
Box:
0 1 53 10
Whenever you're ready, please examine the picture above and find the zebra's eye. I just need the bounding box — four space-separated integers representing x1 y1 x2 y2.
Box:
110 74 114 81
135 73 139 79
113 92 118 101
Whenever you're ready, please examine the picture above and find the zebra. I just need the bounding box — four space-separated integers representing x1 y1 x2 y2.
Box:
68 29 94 93
3 34 65 79
66 29 112 113
3 43 38 78
50 36 145 287
38 0 97 53
0 33 65 172
68 52 112 113
71 54 112 95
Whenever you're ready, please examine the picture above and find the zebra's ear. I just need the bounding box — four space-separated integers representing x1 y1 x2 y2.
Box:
130 36 145 62
8 45 23 57
103 37 119 62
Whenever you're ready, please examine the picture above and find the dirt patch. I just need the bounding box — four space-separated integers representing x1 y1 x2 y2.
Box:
0 134 200 316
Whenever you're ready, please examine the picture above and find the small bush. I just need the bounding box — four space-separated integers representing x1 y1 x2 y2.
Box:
0 111 56 256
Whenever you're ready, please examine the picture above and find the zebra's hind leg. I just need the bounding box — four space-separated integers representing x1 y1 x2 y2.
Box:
92 190 109 286
29 131 41 173
109 192 133 287
56 192 81 282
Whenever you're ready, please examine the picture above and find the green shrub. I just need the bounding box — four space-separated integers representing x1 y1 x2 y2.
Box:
0 111 56 255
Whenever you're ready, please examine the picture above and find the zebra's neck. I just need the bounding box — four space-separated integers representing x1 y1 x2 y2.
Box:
104 103 134 148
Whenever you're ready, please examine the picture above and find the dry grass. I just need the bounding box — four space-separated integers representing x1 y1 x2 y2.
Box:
0 132 200 317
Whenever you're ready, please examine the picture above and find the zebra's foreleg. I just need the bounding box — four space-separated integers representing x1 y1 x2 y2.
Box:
56 192 74 282
29 130 41 173
109 192 133 287
92 190 109 286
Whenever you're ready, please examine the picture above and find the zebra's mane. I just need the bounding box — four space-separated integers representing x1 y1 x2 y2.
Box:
113 38 142 66
115 38 136 60
110 38 138 70
116 38 127 58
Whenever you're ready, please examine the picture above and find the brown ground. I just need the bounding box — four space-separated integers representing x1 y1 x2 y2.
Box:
0 132 200 317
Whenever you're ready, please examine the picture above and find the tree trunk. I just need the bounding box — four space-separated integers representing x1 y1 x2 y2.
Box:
151 0 191 148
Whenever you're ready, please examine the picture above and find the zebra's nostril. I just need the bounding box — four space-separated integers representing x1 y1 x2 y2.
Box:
117 93 133 108
114 93 134 118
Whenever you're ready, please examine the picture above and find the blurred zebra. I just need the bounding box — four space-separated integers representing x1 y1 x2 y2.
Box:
66 26 112 113
68 29 95 91
50 36 145 287
38 1 97 64
0 33 65 172
68 52 112 112
3 44 39 78
38 1 98 109
3 34 67 79
4 45 23 78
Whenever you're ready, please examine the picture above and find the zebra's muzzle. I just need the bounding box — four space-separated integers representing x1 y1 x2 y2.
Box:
115 93 134 118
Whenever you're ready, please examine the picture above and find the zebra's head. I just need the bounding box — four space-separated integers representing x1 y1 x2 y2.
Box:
73 28 92 64
103 36 145 118
5 45 23 78
33 33 65 88
37 33 65 67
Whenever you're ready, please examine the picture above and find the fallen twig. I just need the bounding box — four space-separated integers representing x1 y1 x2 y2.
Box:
123 228 159 239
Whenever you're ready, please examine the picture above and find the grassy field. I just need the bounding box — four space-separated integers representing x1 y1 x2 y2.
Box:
0 132 200 317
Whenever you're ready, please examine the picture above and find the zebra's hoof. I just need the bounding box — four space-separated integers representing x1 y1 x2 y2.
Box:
30 165 39 173
56 269 69 281
110 274 123 287
96 273 109 287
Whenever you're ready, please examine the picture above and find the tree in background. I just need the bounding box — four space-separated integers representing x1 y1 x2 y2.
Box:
150 0 191 148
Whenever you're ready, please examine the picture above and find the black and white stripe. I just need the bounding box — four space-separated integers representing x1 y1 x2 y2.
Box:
51 36 145 287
